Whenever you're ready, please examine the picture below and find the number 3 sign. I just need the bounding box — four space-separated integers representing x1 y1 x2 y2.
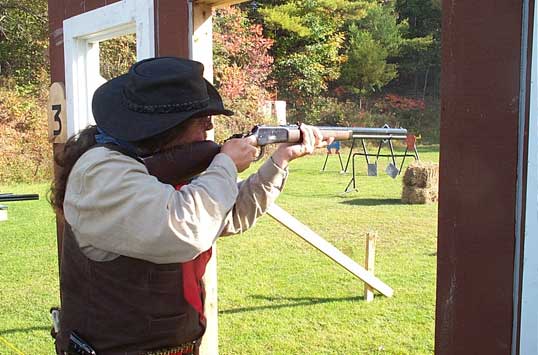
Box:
48 82 68 143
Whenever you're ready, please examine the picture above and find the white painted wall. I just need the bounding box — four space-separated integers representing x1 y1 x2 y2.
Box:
519 2 538 353
62 0 154 138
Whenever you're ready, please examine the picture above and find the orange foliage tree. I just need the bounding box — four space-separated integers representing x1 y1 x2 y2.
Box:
213 6 275 141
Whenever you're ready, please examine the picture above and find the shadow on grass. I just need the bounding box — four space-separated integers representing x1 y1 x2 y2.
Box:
340 198 402 206
220 295 363 315
0 326 50 335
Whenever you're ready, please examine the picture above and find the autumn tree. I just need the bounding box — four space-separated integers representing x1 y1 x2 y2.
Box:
213 6 275 140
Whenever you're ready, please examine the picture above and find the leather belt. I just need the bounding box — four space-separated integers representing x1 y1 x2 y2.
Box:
144 340 198 355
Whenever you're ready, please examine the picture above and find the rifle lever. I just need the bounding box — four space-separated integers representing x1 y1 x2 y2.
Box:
254 146 266 162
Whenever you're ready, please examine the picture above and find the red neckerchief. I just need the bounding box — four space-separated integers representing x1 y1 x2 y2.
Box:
176 183 212 324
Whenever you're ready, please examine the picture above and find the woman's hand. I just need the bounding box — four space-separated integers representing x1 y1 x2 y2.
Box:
271 124 333 170
220 137 258 173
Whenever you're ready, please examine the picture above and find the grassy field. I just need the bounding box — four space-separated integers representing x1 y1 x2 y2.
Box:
0 145 439 354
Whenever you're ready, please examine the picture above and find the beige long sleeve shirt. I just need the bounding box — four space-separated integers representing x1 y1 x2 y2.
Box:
64 147 288 264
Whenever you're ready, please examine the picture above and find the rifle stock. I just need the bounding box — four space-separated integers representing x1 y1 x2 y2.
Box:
143 125 407 185
143 140 221 186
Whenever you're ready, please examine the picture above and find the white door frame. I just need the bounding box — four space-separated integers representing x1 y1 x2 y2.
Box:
62 0 155 138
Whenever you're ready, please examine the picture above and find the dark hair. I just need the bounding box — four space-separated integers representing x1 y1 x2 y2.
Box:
49 120 191 213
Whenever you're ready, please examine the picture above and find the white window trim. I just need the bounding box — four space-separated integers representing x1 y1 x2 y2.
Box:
63 0 155 138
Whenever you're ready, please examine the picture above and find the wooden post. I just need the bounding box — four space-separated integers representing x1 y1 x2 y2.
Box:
190 4 218 354
200 246 218 355
364 232 377 302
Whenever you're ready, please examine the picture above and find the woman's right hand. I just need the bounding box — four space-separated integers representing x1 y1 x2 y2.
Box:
220 137 258 172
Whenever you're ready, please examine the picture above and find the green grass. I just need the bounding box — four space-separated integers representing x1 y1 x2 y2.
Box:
0 183 60 355
0 145 438 354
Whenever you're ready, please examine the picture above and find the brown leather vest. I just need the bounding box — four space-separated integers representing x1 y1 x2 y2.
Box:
56 223 204 354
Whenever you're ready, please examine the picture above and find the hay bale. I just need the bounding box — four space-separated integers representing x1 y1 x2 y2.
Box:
402 185 438 204
402 161 439 204
403 161 439 188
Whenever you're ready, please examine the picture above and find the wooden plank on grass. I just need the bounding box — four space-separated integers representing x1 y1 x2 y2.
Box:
267 204 393 298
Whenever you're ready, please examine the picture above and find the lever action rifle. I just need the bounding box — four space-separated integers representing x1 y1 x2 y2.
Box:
143 124 407 185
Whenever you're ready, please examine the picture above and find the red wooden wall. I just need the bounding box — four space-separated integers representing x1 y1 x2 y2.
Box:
436 0 533 353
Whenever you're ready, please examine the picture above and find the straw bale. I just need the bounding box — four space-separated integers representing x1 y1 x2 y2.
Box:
402 185 438 204
403 161 439 188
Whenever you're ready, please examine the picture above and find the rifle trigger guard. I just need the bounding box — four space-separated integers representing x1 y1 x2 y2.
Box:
254 146 265 162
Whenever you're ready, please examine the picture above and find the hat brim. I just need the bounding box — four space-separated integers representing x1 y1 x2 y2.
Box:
92 75 234 142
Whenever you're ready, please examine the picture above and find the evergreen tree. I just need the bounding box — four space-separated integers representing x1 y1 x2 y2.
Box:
394 0 441 98
338 2 402 106
339 24 398 108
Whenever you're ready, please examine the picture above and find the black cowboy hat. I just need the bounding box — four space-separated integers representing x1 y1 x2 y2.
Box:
92 56 233 142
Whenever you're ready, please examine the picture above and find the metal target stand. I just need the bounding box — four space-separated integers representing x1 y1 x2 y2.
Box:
320 141 345 173
343 133 420 193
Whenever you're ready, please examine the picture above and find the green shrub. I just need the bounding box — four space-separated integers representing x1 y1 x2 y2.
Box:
393 104 439 143
287 94 439 144
370 94 440 143
289 97 358 126
99 34 137 80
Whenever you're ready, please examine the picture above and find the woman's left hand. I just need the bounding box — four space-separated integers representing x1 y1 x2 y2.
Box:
270 124 333 169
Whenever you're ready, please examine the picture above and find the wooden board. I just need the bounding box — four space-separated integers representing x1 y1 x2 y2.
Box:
267 204 393 298
48 82 68 144
195 0 248 9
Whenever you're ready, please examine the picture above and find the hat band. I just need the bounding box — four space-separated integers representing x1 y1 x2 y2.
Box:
122 91 210 114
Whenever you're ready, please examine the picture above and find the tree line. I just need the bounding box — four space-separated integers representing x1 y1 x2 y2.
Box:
0 0 441 182
0 0 440 104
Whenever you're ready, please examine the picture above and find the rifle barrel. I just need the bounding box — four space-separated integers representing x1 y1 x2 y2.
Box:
316 126 408 141
0 194 39 202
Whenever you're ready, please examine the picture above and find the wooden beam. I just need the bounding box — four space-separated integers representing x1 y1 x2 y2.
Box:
436 0 523 353
194 0 248 9
200 247 218 355
191 4 218 354
267 204 394 298
154 0 190 57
